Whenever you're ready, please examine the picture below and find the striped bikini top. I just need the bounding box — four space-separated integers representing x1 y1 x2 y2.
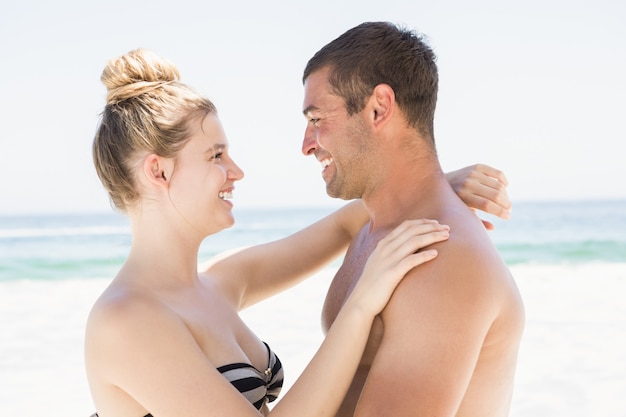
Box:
217 342 284 410
90 342 284 417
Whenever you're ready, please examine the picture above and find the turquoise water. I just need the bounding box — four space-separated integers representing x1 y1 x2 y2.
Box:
1 200 625 282
487 199 626 264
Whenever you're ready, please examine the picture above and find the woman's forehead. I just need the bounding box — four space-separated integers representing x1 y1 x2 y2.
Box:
188 113 229 148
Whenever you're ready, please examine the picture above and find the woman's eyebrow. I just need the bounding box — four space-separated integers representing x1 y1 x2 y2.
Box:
205 143 227 154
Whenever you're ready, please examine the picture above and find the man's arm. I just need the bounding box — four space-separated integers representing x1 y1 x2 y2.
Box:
353 243 498 416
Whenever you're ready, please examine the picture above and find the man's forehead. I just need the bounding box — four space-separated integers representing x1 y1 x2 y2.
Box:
302 69 339 112
303 67 331 90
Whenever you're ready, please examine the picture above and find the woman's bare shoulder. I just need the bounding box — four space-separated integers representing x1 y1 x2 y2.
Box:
85 281 185 356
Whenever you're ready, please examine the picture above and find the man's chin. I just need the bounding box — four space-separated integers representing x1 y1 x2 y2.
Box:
325 186 340 199
325 186 355 201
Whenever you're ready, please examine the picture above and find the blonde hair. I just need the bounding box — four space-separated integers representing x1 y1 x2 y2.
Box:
93 48 216 211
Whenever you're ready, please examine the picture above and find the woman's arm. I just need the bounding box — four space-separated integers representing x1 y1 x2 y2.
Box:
205 200 369 309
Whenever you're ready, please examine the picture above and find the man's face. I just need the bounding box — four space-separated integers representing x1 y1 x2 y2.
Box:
301 67 373 200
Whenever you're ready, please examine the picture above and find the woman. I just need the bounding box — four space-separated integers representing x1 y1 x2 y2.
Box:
85 48 509 417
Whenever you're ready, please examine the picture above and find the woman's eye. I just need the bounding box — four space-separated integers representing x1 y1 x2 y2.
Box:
214 152 223 161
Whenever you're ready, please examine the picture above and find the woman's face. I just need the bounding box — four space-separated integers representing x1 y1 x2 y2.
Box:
167 113 244 236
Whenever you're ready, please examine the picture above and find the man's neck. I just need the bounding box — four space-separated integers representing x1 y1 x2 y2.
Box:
361 156 452 232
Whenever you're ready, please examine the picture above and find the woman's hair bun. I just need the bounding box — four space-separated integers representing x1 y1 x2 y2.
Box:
101 48 181 104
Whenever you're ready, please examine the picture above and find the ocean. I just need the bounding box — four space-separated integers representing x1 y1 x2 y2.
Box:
1 200 625 416
2 199 625 282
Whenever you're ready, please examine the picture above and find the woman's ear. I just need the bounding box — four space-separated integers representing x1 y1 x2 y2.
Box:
142 154 170 187
369 83 395 129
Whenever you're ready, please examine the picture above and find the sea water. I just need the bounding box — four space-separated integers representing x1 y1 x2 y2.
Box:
1 199 624 282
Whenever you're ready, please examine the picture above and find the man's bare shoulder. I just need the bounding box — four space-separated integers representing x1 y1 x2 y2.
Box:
355 213 524 417
382 212 518 322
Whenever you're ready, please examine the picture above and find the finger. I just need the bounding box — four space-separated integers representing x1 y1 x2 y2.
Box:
481 219 495 230
471 176 511 208
467 168 512 211
383 220 449 252
386 226 449 261
478 174 508 194
475 164 509 186
394 249 439 277
484 180 511 211
471 195 511 220
461 183 511 218
406 228 450 254
378 219 443 247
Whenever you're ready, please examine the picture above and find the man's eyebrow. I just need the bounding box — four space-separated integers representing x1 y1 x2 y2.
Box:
302 105 319 116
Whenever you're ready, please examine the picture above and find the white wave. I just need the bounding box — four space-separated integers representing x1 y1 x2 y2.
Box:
0 226 130 239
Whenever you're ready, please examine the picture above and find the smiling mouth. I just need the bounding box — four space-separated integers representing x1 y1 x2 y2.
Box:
218 191 233 200
320 157 333 170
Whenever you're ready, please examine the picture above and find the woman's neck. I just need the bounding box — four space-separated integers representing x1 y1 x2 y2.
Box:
123 206 204 287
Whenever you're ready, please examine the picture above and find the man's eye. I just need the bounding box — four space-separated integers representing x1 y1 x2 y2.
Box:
310 118 320 125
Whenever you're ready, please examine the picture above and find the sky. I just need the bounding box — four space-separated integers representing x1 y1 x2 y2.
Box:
0 0 624 215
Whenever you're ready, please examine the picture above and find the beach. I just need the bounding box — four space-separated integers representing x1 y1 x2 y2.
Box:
1 201 625 416
1 263 625 416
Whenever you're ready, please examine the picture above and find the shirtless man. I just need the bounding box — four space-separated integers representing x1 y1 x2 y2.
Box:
301 22 525 416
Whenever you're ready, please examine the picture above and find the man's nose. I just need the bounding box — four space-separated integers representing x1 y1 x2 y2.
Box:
301 125 317 156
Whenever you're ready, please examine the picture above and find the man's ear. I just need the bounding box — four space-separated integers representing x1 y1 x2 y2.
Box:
369 83 395 129
142 154 171 187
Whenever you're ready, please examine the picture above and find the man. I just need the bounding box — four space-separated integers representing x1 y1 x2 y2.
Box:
301 22 525 416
